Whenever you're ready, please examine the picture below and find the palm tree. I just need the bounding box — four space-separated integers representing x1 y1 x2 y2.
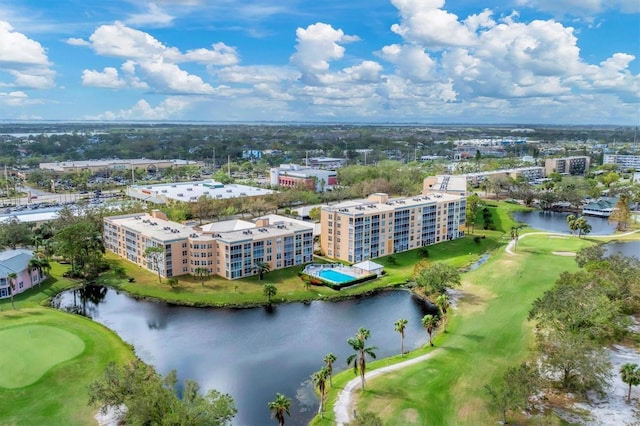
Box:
435 294 451 332
394 318 408 356
620 363 640 403
263 283 277 304
193 266 210 288
311 367 329 417
253 261 271 280
28 256 49 287
7 272 17 309
323 353 337 385
268 393 291 426
421 314 440 347
144 246 164 283
346 327 378 390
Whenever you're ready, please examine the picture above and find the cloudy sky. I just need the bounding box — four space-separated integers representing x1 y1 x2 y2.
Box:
0 0 638 124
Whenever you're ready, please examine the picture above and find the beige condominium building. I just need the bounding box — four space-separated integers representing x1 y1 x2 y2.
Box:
544 156 590 176
320 176 467 263
104 210 314 280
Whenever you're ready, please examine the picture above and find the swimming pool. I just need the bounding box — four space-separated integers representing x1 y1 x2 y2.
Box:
317 269 357 284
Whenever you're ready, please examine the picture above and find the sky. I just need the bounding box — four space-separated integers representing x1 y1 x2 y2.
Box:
0 0 638 125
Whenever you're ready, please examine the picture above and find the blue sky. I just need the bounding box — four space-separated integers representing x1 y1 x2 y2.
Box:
0 0 638 124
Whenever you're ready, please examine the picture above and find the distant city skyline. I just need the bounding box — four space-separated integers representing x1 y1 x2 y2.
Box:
0 0 638 125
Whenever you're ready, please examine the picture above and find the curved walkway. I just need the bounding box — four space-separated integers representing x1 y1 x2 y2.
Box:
334 349 441 425
335 228 639 424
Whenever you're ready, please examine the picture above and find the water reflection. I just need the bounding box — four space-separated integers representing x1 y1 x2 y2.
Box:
54 288 436 426
513 210 615 235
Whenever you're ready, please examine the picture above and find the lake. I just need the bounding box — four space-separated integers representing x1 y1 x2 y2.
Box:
53 289 436 426
513 210 616 235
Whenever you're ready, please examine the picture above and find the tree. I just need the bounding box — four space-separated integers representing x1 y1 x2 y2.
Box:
510 225 524 251
88 360 236 426
308 206 321 222
191 195 214 225
28 256 49 286
566 214 578 235
415 262 461 295
268 393 291 426
435 294 451 332
485 362 540 424
574 216 591 238
263 283 277 304
7 271 17 309
144 246 164 283
609 194 631 231
529 271 628 343
346 327 378 390
0 217 33 249
394 318 408 356
54 219 105 278
323 353 337 385
421 314 439 347
311 367 329 417
537 331 612 396
253 261 271 280
620 363 640 403
194 267 210 288
465 193 482 234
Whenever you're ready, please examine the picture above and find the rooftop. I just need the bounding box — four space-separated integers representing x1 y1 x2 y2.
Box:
128 180 275 203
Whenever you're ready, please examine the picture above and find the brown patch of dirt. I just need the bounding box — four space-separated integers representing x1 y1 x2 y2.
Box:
401 408 419 424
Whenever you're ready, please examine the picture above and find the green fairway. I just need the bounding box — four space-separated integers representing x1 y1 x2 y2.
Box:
314 233 599 425
0 309 135 425
0 325 84 388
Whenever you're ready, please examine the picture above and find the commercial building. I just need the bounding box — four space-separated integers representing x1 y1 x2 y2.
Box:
104 211 314 280
545 156 590 176
461 167 545 186
39 158 203 174
582 196 619 217
603 154 640 171
307 157 347 169
126 180 275 204
0 249 45 299
270 164 337 192
320 177 466 263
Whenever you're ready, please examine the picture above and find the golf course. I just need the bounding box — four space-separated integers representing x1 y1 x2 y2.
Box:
312 230 639 425
0 308 135 425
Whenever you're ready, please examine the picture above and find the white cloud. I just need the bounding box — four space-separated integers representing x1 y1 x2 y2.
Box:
215 65 299 84
378 44 437 82
290 22 359 84
90 97 190 120
137 56 215 94
183 43 239 66
82 67 127 88
0 20 55 88
390 0 478 48
66 37 89 47
76 22 239 95
125 3 175 27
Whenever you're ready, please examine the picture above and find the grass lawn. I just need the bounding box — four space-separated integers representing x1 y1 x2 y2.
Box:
0 308 135 425
312 233 596 425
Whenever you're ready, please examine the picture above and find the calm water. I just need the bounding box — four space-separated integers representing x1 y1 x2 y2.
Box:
53 289 436 426
513 211 616 235
605 241 640 258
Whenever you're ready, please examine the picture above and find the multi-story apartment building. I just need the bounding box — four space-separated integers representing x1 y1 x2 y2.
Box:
460 167 545 186
104 210 314 280
603 154 640 171
320 180 466 263
544 156 590 176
